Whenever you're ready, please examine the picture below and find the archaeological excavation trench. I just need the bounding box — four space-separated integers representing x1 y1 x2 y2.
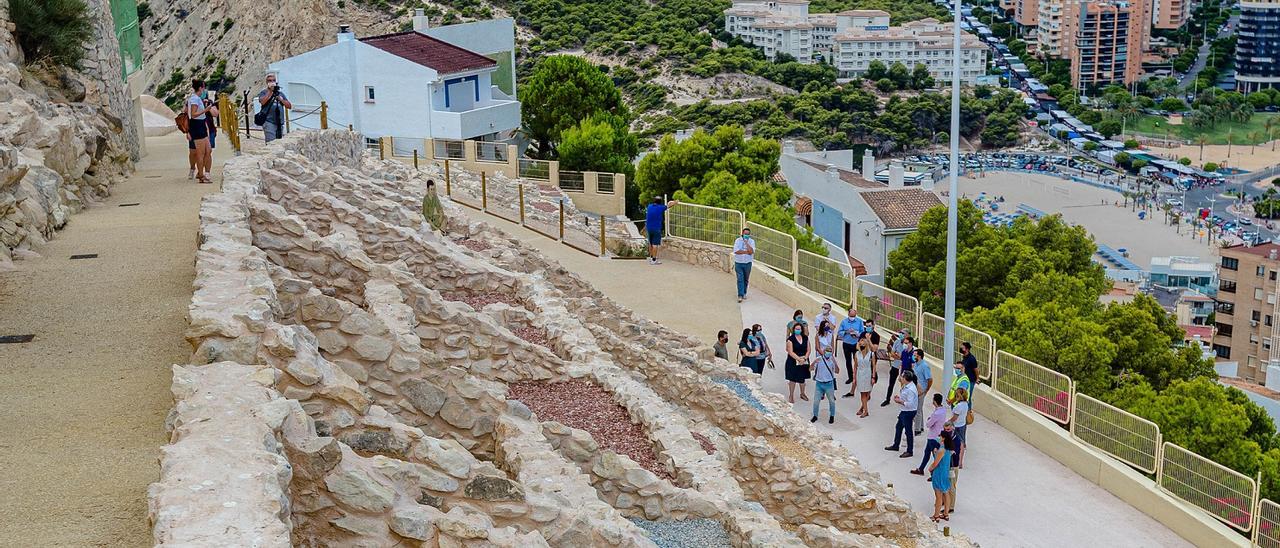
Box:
149 130 975 547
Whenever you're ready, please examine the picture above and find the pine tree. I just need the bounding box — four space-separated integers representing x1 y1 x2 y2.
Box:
11 0 93 69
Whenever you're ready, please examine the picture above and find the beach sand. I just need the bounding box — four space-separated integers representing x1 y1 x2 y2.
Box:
956 172 1215 266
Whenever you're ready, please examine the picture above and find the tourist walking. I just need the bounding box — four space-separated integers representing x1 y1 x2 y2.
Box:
949 386 971 469
713 330 729 361
810 346 839 424
752 324 775 371
885 369 918 458
738 328 762 373
929 429 955 522
838 307 864 384
257 73 292 143
911 394 947 475
883 336 914 406
845 335 877 417
732 227 754 302
185 79 213 184
644 197 678 264
912 348 931 434
785 323 811 403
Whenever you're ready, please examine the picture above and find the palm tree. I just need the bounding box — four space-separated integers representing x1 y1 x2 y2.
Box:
1234 102 1254 124
1122 190 1132 209
1196 134 1210 161
1268 117 1277 152
1163 203 1173 224
1250 131 1262 155
1228 129 1234 158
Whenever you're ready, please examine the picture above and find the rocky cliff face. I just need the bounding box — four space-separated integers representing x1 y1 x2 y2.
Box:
139 0 400 107
0 0 135 268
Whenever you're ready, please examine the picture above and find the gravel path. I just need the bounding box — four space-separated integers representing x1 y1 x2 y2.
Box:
629 518 733 547
710 377 771 415
445 291 522 311
508 380 674 480
0 136 224 546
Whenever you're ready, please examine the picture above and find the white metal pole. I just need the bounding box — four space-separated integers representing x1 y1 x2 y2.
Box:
944 0 962 393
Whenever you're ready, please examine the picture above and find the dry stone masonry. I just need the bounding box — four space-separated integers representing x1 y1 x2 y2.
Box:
151 129 975 547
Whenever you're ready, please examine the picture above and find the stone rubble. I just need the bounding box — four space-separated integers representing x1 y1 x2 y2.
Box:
152 129 975 548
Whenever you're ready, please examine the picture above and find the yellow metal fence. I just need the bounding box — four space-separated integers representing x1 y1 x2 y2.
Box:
1070 394 1161 474
993 351 1073 425
1159 442 1258 532
855 279 920 337
667 203 742 247
796 249 853 307
746 221 796 276
920 312 995 381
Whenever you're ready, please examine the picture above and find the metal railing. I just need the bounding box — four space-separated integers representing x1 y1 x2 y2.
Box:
434 139 465 160
797 249 853 308
920 312 994 381
1159 442 1258 532
390 136 425 158
993 351 1073 425
559 171 586 192
746 221 796 276
1070 394 1162 474
597 173 616 195
1256 499 1280 547
667 203 742 247
476 141 509 163
519 158 552 181
855 279 921 338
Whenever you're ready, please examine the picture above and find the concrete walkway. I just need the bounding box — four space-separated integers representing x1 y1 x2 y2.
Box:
0 136 226 546
464 206 1189 546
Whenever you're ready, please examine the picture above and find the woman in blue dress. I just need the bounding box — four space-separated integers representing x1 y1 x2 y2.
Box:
929 429 954 522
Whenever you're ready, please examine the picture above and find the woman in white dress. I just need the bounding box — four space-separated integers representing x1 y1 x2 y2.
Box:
854 332 877 418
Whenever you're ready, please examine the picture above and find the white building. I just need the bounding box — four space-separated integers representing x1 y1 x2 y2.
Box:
266 11 520 143
723 1 987 84
832 19 988 84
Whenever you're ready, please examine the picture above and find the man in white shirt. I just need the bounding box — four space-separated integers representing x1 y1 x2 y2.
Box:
814 302 840 337
886 369 919 458
732 227 755 303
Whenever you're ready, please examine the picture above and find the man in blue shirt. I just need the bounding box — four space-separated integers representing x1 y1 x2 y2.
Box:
837 307 864 384
645 197 678 265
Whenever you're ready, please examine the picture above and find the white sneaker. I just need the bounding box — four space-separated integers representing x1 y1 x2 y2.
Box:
647 257 655 265
188 168 195 180
653 259 662 265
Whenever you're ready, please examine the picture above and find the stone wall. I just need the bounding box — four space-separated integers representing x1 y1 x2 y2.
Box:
81 0 141 161
156 129 975 547
0 0 136 268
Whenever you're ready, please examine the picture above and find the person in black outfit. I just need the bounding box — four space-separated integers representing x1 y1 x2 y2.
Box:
960 341 979 388
785 323 811 404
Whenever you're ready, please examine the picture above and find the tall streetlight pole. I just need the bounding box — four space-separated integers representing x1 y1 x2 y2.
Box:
943 0 962 392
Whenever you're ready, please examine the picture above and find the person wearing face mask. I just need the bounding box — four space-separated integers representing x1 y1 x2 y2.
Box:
882 336 914 407
713 330 730 361
912 348 931 434
737 328 761 372
810 345 839 424
949 387 971 470
885 369 918 458
752 324 774 371
784 322 811 403
785 309 807 335
814 303 839 339
732 227 755 302
845 333 877 417
947 361 972 407
838 307 863 385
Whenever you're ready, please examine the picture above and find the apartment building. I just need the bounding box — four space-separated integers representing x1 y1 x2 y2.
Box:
1236 0 1280 93
1152 0 1190 30
1213 243 1280 384
724 1 889 62
1016 0 1040 30
832 19 989 84
1035 0 1067 57
1061 0 1151 89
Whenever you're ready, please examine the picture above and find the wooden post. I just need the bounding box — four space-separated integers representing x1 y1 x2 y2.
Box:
558 201 565 241
444 160 451 196
481 172 488 211
348 124 353 132
379 137 385 160
518 184 525 224
320 101 328 129
388 136 395 155
284 106 291 133
242 91 251 138
413 149 419 169
599 215 606 257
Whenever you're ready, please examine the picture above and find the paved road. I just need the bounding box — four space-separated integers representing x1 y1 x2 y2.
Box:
1178 12 1239 90
1172 178 1277 241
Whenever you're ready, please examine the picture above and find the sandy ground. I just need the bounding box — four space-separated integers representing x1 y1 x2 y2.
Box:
0 135 225 546
464 202 1189 546
1145 142 1280 171
958 171 1214 266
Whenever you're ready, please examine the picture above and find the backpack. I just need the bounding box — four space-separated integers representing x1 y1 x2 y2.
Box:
174 112 189 134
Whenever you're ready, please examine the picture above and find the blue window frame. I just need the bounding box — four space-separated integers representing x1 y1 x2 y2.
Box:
443 75 480 108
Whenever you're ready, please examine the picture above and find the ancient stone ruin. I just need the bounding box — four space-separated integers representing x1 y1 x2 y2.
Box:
148 129 973 547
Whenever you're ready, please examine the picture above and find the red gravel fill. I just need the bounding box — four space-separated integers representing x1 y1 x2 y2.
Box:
690 432 716 454
454 237 491 252
508 380 674 480
444 291 520 311
531 202 557 213
512 326 552 351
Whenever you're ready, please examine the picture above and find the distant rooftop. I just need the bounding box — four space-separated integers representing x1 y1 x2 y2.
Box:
360 31 497 75
860 188 943 230
798 159 883 189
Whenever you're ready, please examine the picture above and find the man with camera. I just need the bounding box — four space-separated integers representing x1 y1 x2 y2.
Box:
257 74 292 142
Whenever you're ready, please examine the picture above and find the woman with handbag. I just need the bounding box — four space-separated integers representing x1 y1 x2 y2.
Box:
184 79 214 184
949 386 971 469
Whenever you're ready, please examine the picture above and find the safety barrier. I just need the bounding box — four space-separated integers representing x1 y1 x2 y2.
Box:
559 171 586 192
597 173 617 194
1256 499 1280 547
796 249 853 308
434 139 466 160
854 279 921 337
993 351 1073 425
476 141 509 163
1070 394 1162 474
920 312 994 381
667 203 743 247
1159 442 1258 532
215 94 243 152
519 159 552 181
746 221 796 276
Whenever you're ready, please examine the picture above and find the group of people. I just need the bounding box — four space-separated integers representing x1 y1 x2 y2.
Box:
713 304 982 523
179 74 292 183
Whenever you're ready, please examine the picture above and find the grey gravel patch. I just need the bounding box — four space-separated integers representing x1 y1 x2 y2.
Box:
629 518 732 547
710 377 770 415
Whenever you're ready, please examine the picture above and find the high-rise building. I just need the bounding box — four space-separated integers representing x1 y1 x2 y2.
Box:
1212 243 1280 384
1151 0 1190 30
1061 0 1150 89
832 19 988 84
1035 0 1067 57
1236 0 1280 93
1016 0 1040 30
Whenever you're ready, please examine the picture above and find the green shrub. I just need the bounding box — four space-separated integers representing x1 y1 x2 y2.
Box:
1204 162 1220 172
10 0 94 69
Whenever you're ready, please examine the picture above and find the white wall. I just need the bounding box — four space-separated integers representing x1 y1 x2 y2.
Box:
779 153 889 274
352 43 439 140
270 42 359 131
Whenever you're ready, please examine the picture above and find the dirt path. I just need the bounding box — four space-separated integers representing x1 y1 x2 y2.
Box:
0 135 226 546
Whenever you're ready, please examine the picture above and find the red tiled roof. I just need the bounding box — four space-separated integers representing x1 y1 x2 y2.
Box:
360 31 496 75
1182 324 1213 340
859 188 943 230
1222 242 1280 259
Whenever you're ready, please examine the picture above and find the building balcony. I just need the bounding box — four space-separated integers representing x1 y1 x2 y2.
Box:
431 94 520 141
